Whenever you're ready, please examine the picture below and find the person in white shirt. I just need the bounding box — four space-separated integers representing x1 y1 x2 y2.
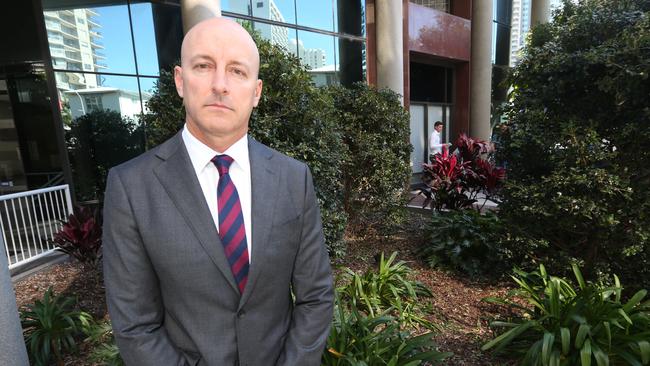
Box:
429 121 451 160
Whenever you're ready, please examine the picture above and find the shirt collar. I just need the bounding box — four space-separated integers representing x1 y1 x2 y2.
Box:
182 124 250 175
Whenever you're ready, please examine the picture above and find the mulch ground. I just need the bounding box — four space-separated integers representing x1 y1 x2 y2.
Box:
13 211 517 365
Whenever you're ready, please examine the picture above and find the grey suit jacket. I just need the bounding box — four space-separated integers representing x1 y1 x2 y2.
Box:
102 132 334 366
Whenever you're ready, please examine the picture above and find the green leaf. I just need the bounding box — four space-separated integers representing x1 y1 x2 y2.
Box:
638 340 650 365
561 327 571 355
623 290 647 313
576 324 591 349
542 332 555 365
581 339 592 366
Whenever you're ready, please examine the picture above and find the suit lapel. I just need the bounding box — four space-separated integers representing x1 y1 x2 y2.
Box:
152 133 239 294
239 137 279 309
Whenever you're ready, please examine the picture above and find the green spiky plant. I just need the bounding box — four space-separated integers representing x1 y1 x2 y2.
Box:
482 264 650 366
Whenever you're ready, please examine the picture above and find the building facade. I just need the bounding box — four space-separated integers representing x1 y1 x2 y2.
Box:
0 0 558 199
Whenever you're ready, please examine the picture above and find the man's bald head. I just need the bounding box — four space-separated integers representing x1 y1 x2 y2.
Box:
181 17 260 77
174 16 263 153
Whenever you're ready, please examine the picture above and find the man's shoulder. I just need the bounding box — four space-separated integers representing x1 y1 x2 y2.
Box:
111 133 182 177
249 139 308 172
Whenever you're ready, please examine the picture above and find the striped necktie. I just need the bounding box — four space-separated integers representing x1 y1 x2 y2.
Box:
212 154 249 293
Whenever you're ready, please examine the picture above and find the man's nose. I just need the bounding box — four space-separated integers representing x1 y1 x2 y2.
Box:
211 68 229 95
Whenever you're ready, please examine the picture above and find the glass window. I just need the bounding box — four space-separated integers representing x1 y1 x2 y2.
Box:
296 30 334 69
296 0 334 32
43 3 137 75
55 72 145 201
130 2 161 76
221 0 253 16
253 21 295 54
252 0 295 25
337 36 365 86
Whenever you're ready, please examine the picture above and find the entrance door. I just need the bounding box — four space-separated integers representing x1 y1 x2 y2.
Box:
409 102 452 174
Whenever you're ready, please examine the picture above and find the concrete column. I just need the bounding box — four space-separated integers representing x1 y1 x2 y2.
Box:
181 0 221 34
469 0 493 141
0 232 29 366
375 0 404 105
531 0 551 26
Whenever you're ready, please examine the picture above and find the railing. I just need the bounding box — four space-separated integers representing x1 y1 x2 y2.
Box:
0 185 73 269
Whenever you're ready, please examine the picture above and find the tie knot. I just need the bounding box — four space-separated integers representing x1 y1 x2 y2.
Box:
212 154 234 176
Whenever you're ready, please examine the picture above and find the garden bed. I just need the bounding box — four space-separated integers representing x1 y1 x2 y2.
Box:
13 214 513 365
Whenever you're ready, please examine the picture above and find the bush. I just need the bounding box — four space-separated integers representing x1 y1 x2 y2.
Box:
418 210 505 277
53 206 102 267
323 295 451 366
248 32 348 256
20 287 93 366
414 133 505 212
482 264 650 366
328 83 412 230
497 0 650 287
326 253 451 365
84 320 124 366
337 252 435 330
66 110 143 202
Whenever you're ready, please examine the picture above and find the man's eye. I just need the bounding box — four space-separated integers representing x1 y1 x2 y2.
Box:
231 68 245 76
195 63 211 70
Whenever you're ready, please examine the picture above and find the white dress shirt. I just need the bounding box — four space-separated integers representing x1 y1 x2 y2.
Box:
429 130 444 155
182 126 252 262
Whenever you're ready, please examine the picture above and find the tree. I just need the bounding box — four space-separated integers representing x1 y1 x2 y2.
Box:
497 0 650 286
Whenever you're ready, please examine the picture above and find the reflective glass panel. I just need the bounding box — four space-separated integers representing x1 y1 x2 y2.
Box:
252 0 295 25
296 29 335 70
130 2 161 76
221 0 252 16
55 72 145 201
334 0 365 36
296 0 334 32
253 21 295 54
43 3 136 75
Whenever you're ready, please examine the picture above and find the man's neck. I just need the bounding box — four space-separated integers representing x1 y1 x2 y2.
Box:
186 122 247 153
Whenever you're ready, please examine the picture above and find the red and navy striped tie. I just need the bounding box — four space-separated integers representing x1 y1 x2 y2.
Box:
213 154 249 293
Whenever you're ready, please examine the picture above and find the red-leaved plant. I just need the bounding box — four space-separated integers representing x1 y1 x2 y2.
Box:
52 206 102 267
413 133 506 212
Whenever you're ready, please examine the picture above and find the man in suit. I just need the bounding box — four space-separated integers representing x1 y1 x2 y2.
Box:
102 17 334 366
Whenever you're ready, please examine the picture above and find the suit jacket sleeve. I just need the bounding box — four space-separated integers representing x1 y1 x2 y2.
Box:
276 166 335 366
103 168 196 366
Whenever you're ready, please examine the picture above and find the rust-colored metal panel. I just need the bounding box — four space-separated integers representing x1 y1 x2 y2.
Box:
408 3 471 62
451 0 472 20
403 0 410 107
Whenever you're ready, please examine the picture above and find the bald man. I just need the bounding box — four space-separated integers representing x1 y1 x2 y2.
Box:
102 18 334 366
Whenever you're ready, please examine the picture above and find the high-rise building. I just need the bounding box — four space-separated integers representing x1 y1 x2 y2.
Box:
509 0 531 66
43 9 105 90
289 39 326 70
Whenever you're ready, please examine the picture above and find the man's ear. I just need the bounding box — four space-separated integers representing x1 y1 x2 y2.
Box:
174 65 184 98
252 79 263 107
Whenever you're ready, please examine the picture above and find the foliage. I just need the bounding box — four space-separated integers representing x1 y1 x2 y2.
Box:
328 82 412 230
85 320 124 366
20 287 93 366
337 252 435 330
325 253 450 365
482 264 650 366
419 210 505 277
247 30 348 256
322 294 451 366
140 67 185 147
53 206 102 267
496 0 650 287
66 110 143 202
414 133 505 212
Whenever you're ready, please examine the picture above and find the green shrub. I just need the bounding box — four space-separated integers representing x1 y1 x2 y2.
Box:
322 295 451 366
337 252 435 330
85 320 124 366
482 264 650 366
20 287 93 366
497 0 650 287
328 82 412 230
419 210 505 277
248 32 347 256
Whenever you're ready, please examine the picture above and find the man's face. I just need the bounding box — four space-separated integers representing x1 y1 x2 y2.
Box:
174 19 262 145
435 124 443 133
